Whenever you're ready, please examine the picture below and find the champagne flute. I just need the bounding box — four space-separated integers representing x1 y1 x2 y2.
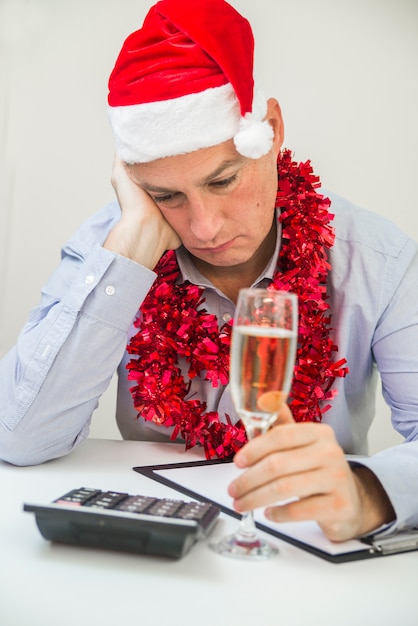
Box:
210 288 298 559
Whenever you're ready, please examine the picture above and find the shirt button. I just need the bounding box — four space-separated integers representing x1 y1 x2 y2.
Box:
222 312 232 322
105 285 115 296
85 275 95 285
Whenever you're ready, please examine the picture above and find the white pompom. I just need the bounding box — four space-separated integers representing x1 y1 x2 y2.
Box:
233 117 274 159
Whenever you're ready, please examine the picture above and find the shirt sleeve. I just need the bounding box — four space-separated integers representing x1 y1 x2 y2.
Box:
0 203 156 466
357 244 418 534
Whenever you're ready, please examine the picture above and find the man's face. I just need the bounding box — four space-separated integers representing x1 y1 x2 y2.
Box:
127 138 279 275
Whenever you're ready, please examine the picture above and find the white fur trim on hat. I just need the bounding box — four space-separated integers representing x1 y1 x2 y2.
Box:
108 83 272 163
233 88 274 159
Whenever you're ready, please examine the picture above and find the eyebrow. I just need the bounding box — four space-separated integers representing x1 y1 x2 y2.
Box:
138 157 245 194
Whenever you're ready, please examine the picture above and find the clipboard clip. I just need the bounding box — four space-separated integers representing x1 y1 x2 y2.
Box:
366 530 418 556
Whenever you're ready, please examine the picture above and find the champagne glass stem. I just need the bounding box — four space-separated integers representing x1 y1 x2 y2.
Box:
235 511 259 544
233 420 269 546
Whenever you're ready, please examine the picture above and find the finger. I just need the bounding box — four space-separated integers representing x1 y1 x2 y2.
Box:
264 492 359 542
234 421 323 469
110 155 128 188
228 449 338 510
230 444 322 498
272 402 295 426
264 493 333 525
232 465 333 513
257 391 287 414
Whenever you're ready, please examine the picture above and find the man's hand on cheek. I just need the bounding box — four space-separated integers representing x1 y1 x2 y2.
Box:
228 405 395 542
104 157 181 268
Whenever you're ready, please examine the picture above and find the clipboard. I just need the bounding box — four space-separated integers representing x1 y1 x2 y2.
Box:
133 458 418 564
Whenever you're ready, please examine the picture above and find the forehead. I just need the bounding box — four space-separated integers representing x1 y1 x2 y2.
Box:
128 140 246 187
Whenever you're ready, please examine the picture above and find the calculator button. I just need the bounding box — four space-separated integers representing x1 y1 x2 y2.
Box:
115 495 157 513
177 502 212 520
146 499 183 517
54 487 101 506
83 491 128 509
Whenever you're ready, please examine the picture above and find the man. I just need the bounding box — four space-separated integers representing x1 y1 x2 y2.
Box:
0 0 417 543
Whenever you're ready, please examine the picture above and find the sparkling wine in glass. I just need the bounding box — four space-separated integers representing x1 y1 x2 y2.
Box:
210 288 298 559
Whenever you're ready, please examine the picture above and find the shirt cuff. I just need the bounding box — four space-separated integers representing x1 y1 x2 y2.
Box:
63 244 156 332
348 443 418 535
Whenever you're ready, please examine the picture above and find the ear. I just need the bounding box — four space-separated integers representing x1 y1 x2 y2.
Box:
265 98 285 157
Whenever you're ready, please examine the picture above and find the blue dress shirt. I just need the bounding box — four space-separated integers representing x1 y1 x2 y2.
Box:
1 191 418 536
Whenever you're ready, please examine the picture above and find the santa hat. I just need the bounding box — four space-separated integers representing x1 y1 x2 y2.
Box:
107 0 273 163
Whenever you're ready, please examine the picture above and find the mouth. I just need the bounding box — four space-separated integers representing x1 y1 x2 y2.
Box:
194 238 236 254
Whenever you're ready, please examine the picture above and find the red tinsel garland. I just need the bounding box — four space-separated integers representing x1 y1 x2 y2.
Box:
126 150 348 459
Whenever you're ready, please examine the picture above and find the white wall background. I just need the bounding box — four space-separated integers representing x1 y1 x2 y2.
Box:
0 0 417 451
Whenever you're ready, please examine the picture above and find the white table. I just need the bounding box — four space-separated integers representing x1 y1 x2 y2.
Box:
1 438 417 626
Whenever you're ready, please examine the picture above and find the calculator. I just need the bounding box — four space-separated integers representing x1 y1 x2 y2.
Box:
24 487 220 559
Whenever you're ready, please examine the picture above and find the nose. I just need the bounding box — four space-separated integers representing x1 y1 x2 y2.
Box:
188 195 224 243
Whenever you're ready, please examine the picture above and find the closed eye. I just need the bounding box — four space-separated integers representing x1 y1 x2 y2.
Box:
209 173 238 189
152 191 182 204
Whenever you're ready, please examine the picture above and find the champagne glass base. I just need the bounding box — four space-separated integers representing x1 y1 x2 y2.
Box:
209 532 279 560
